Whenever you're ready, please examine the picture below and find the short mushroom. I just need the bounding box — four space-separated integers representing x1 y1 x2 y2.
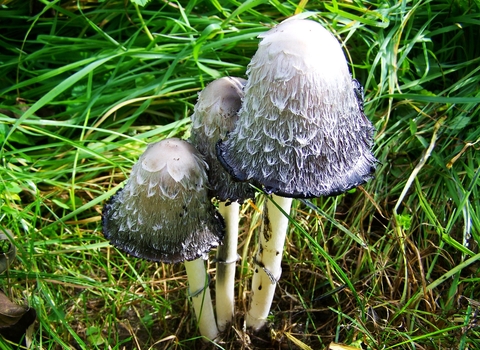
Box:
102 138 224 340
216 18 377 330
190 77 255 330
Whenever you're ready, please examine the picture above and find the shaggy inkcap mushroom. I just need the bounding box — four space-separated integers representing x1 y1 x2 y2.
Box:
190 76 255 203
215 18 378 331
190 77 255 331
102 138 225 264
217 19 377 198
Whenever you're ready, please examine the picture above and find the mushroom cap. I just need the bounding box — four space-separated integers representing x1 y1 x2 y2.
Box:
216 19 377 198
190 77 255 203
102 138 225 263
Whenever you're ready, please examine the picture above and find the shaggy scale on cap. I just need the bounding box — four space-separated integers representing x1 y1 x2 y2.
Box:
190 77 255 203
217 19 377 198
102 138 225 263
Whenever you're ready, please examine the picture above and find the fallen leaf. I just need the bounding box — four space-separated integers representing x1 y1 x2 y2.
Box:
0 291 36 345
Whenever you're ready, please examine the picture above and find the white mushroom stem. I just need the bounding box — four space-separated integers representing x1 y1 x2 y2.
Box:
215 201 240 331
184 259 219 340
246 194 293 330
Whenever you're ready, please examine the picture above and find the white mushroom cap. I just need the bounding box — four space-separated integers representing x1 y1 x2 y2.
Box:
217 19 377 198
102 138 225 263
190 77 255 203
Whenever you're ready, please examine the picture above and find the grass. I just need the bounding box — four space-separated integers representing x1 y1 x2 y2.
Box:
0 0 479 348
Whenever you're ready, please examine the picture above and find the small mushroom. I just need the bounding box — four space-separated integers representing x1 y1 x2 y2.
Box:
190 77 255 330
102 138 224 340
216 18 377 330
190 76 254 203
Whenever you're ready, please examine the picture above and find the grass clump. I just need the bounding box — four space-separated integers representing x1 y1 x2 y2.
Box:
0 0 479 349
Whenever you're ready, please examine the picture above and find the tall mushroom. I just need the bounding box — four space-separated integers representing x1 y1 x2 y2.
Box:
102 138 224 340
190 77 255 331
217 18 377 330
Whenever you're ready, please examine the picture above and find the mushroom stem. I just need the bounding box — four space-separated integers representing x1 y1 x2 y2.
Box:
184 259 219 340
215 201 240 331
246 194 293 330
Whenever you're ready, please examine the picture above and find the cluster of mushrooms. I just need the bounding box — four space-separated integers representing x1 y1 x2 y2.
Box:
102 18 377 341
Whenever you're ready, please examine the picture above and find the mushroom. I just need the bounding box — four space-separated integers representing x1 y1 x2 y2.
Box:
102 138 224 340
216 18 377 330
190 77 255 331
